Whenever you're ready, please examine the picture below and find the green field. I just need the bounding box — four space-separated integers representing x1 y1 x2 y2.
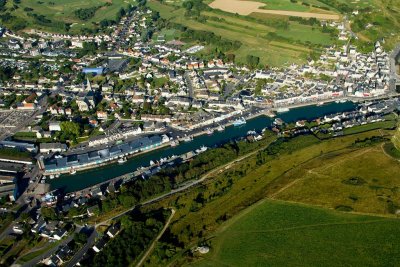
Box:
274 143 400 215
143 128 400 266
148 0 337 66
1 0 136 33
192 200 400 267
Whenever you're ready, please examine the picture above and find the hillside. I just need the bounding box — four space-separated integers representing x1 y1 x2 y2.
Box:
0 0 136 33
192 200 400 266
147 0 400 66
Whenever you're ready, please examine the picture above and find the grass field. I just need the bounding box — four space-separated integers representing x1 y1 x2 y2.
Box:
143 128 400 266
2 0 136 33
274 143 400 215
192 200 400 267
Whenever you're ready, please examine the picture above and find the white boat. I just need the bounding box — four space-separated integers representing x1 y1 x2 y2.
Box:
195 146 208 154
233 117 246 127
247 130 257 136
276 107 290 113
207 128 214 135
170 140 179 147
69 168 76 175
118 157 127 164
217 125 225 132
182 135 193 142
317 102 325 106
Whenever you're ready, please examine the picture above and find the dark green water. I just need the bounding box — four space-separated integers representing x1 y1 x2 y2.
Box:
49 102 355 192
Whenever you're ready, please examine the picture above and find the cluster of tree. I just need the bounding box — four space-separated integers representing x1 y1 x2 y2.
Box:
79 41 98 56
172 23 241 52
0 12 27 31
182 0 209 17
0 0 6 11
58 121 83 143
81 208 169 267
256 135 320 165
317 0 352 13
352 136 387 148
246 55 260 69
0 66 15 81
74 6 101 21
288 16 319 26
26 12 51 24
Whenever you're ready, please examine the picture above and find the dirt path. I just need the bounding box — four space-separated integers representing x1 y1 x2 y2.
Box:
209 0 340 20
135 208 176 267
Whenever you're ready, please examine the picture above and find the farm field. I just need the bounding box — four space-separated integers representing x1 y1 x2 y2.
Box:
147 0 337 66
191 200 400 267
209 0 340 20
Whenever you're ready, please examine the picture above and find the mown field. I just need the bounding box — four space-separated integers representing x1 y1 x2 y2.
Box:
192 200 400 267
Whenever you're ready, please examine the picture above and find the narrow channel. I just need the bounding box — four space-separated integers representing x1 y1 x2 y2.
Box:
49 102 356 192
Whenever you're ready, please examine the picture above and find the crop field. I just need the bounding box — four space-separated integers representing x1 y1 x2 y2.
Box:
192 200 400 267
209 0 340 20
2 0 135 33
148 0 337 66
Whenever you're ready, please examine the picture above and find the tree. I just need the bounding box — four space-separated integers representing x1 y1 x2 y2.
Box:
392 124 400 151
246 55 260 69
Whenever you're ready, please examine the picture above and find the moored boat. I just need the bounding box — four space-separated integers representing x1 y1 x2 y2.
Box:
233 117 246 127
217 125 225 132
118 157 127 164
276 107 290 113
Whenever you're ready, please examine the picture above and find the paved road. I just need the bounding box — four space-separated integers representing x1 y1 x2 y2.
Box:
21 226 81 267
64 228 98 267
184 72 194 99
135 209 175 267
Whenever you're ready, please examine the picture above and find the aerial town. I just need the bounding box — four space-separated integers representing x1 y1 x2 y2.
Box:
0 2 400 267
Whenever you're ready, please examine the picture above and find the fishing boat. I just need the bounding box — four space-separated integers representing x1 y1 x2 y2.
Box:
118 157 127 164
207 128 214 135
233 117 246 127
195 146 208 154
69 168 76 175
217 125 225 132
182 135 193 142
317 101 325 106
170 140 179 147
276 107 290 113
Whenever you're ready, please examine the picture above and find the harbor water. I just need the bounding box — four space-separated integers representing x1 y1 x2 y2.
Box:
49 102 355 192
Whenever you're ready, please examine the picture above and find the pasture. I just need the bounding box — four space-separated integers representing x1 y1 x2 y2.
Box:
192 200 400 267
274 144 400 215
